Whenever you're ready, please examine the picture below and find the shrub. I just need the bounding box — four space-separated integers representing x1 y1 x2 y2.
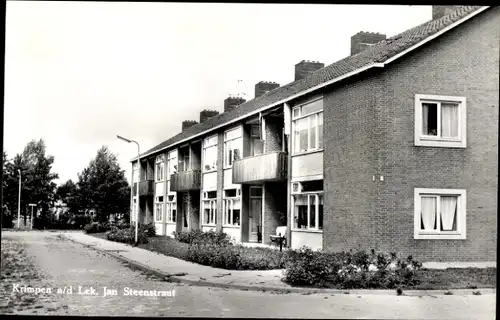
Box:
174 229 232 246
283 247 423 289
139 222 156 237
84 222 110 234
106 227 148 244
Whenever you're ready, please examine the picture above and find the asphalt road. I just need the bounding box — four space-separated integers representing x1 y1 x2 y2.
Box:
1 231 496 319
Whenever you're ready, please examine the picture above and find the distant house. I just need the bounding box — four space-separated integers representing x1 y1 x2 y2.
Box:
130 6 498 262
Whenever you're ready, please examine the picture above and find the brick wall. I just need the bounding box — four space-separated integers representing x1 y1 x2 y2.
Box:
324 8 499 261
264 117 283 153
263 182 287 244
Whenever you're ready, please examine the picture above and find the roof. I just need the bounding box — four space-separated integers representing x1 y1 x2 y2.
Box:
137 6 487 161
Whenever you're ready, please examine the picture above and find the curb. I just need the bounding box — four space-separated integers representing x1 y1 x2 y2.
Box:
59 234 496 296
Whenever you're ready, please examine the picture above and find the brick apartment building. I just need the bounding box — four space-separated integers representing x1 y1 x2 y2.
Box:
130 6 498 261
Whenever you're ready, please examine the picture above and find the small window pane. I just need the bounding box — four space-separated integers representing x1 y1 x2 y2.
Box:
301 99 323 116
318 113 323 149
440 196 458 231
318 195 323 230
441 103 459 138
293 108 301 118
250 187 263 197
293 195 308 229
294 118 309 153
310 115 317 149
309 195 316 228
233 209 240 226
422 103 438 136
421 196 437 230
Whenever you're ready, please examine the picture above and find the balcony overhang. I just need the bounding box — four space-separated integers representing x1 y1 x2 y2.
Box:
133 180 154 197
232 151 288 184
170 170 202 192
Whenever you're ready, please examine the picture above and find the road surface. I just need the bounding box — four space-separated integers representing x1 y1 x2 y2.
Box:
0 231 495 319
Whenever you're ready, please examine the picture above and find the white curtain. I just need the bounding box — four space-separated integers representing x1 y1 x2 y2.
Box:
421 197 436 230
422 104 429 135
441 103 459 138
441 196 457 231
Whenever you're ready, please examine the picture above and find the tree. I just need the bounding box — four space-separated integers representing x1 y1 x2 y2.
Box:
55 179 78 214
76 146 130 223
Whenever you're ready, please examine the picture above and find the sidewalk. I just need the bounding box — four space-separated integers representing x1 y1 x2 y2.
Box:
59 232 496 296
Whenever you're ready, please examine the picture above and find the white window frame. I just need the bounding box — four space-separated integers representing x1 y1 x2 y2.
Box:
224 127 243 169
155 155 165 182
202 190 217 225
203 135 218 173
414 94 467 148
292 97 324 155
223 188 241 226
165 199 177 223
154 196 164 222
291 191 323 232
132 197 138 222
414 188 466 240
166 150 177 192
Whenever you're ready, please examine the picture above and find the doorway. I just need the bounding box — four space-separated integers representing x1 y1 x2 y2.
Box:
249 186 263 243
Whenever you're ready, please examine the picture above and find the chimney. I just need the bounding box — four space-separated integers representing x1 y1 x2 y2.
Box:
224 96 246 112
255 81 280 98
295 60 325 81
432 6 465 20
350 31 386 55
199 109 219 123
182 120 198 131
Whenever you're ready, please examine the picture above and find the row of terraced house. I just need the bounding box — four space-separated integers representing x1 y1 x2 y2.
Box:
130 6 498 261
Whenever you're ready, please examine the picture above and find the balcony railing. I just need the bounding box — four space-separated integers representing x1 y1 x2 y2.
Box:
133 180 154 197
232 151 288 184
170 170 201 192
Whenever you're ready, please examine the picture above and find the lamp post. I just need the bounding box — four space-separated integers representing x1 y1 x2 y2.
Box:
28 204 37 230
17 169 21 229
117 135 140 245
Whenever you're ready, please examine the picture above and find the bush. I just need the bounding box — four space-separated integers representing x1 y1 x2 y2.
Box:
283 247 423 289
106 227 148 244
139 222 156 237
84 222 110 234
174 229 232 246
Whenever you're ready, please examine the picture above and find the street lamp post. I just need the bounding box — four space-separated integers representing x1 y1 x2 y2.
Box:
28 204 37 230
117 135 140 245
17 169 21 229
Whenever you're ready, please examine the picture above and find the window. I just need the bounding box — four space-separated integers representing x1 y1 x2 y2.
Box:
155 155 165 182
250 124 264 156
223 188 241 226
178 146 190 172
203 135 218 172
224 127 242 168
165 200 177 223
132 162 140 183
155 196 164 222
132 197 137 221
292 180 323 231
202 191 217 225
414 188 466 239
292 98 324 154
415 94 466 148
167 150 178 179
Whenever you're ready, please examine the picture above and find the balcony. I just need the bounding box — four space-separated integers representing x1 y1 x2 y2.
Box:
170 170 201 192
232 151 288 184
133 180 154 197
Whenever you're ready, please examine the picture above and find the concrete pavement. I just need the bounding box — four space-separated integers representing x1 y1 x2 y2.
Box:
1 231 496 319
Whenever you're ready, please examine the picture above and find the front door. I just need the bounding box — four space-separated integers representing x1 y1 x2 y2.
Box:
249 186 263 243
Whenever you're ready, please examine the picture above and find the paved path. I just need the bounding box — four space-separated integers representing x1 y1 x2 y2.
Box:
0 231 496 319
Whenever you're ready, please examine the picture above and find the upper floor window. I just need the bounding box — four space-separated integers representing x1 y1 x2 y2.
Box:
224 127 242 168
167 150 177 180
292 180 323 231
155 155 165 182
250 124 264 156
414 94 466 148
132 162 140 183
203 135 218 172
414 188 466 240
292 98 323 154
178 146 190 172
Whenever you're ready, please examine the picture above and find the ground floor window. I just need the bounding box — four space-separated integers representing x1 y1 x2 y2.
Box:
154 196 164 222
414 188 466 239
223 188 241 226
166 194 176 223
292 180 323 231
202 191 217 225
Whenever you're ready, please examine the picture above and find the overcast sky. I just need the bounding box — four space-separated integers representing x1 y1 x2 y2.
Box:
4 2 432 185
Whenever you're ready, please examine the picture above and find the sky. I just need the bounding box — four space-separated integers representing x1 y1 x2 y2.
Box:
4 2 432 185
